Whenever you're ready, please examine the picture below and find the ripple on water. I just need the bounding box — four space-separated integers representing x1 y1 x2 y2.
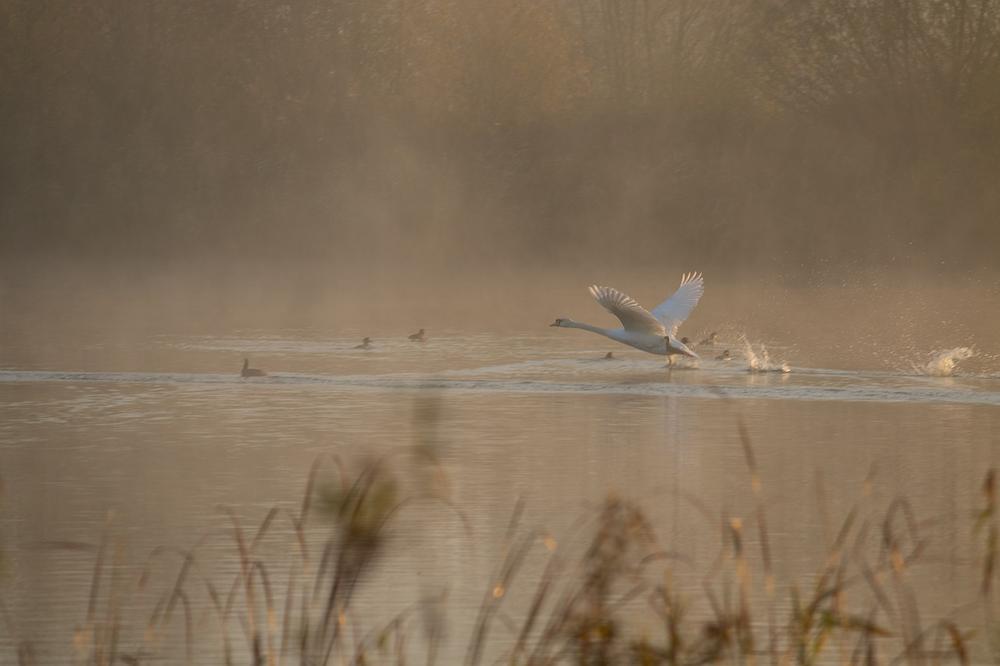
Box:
1 364 998 406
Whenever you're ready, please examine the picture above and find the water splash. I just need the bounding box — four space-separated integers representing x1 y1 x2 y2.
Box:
669 355 701 370
742 340 791 374
914 347 975 377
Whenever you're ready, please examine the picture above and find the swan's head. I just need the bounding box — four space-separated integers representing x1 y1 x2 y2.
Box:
681 337 690 344
550 318 569 327
243 358 249 366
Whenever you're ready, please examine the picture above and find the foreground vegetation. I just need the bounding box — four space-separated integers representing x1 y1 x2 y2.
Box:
2 414 999 665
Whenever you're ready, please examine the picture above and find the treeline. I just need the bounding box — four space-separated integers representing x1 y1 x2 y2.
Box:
2 0 999 275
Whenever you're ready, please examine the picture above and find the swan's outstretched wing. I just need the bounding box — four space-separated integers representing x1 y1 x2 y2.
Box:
588 285 665 334
651 272 704 335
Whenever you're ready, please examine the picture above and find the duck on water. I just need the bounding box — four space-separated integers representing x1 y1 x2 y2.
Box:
241 359 266 378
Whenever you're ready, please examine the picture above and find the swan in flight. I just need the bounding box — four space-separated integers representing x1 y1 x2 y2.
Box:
241 358 266 378
550 273 704 360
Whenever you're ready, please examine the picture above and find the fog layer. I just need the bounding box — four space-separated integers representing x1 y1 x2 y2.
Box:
3 1 1000 284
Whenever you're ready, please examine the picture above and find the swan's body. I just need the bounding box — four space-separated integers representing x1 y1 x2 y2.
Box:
355 337 373 349
551 273 704 359
408 329 426 342
241 358 266 377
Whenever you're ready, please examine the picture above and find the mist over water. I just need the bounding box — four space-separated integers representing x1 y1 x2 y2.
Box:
4 1 1000 281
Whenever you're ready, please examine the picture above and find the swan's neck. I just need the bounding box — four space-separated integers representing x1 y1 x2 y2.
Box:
564 320 617 338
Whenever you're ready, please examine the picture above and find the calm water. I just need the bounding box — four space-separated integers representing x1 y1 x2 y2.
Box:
1 321 999 662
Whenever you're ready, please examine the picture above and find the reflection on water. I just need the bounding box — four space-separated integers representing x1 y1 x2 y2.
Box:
0 330 999 662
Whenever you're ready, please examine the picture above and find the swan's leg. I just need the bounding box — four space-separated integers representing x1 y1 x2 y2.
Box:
666 354 674 368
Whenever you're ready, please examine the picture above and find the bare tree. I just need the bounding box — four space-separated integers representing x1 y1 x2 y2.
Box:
753 0 1000 132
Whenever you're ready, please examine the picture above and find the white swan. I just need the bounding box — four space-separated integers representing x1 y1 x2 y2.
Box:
550 273 704 360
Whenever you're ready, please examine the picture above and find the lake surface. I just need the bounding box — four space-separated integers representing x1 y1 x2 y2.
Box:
1 319 999 663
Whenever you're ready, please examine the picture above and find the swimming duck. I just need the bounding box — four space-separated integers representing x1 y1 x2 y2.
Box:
408 329 426 342
241 358 266 377
354 337 373 349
